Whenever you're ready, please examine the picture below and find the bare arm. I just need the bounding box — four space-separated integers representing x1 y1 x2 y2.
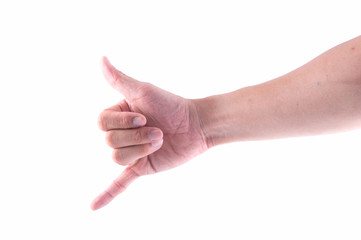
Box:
92 36 361 210
194 36 361 147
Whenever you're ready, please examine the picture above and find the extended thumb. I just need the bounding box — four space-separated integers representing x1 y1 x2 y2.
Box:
102 56 140 98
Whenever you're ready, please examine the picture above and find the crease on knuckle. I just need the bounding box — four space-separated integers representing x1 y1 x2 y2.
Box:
106 131 116 148
141 143 152 156
112 180 126 193
112 149 124 165
136 83 153 98
121 115 131 128
133 129 143 144
98 112 108 131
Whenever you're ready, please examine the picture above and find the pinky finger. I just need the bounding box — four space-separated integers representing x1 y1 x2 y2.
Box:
91 168 140 210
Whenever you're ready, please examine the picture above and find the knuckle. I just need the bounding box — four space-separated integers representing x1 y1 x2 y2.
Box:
137 83 153 97
112 150 126 166
141 144 152 156
112 150 121 163
97 112 108 131
105 131 116 147
133 129 143 143
120 115 131 128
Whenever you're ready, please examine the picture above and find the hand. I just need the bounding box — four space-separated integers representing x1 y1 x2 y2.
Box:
91 57 208 210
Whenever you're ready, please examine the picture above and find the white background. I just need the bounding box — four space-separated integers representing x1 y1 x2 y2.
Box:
0 0 360 239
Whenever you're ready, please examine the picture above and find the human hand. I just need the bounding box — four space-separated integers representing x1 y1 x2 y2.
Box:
91 57 208 210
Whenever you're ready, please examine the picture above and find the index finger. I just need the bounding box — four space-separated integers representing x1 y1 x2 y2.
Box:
98 110 147 131
91 167 140 211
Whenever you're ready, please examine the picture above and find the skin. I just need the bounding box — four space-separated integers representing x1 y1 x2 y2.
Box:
91 36 361 210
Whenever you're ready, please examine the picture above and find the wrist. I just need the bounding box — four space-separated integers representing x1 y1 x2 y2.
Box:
191 94 232 148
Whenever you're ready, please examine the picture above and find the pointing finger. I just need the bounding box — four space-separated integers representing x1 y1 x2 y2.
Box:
90 167 140 211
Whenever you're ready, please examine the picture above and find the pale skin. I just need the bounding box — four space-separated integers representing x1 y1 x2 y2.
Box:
91 36 361 210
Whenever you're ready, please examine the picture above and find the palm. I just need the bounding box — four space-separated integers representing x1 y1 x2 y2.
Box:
126 83 207 175
91 57 208 210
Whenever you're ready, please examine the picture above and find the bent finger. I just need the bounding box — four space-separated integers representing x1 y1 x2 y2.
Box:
112 140 163 166
105 99 131 112
91 167 140 210
98 111 147 131
106 128 163 148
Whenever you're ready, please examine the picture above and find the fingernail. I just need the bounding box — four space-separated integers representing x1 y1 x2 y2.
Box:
152 139 163 148
149 129 163 141
133 117 145 126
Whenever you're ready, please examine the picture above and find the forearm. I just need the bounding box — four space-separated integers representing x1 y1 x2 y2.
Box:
194 36 361 148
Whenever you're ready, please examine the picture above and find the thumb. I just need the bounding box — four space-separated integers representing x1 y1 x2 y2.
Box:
102 56 141 99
